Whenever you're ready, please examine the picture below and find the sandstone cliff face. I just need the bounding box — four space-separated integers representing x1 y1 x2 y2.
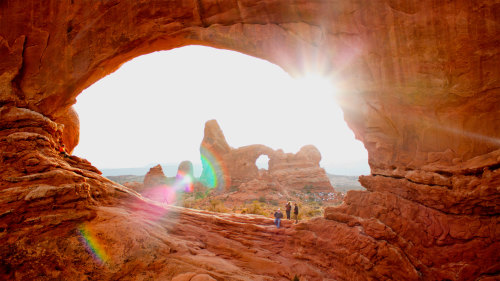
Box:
0 0 498 280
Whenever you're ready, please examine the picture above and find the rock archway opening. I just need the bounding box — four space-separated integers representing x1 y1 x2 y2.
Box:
255 155 270 170
73 45 369 178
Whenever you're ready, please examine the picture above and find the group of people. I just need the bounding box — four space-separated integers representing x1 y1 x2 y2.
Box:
273 201 299 228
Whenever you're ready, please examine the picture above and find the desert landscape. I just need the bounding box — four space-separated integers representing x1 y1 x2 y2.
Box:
0 1 498 280
112 120 346 220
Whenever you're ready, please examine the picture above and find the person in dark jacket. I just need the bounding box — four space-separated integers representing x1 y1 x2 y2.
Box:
285 201 292 220
293 203 299 224
274 208 284 228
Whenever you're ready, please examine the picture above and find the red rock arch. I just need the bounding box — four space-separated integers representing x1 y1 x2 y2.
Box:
0 1 498 280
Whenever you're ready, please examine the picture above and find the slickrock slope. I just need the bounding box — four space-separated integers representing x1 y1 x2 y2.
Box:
0 1 499 280
0 172 421 281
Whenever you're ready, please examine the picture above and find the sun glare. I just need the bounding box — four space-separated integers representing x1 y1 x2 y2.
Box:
294 74 337 97
73 46 369 176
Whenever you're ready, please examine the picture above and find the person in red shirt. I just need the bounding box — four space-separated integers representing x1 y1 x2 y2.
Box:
285 201 292 220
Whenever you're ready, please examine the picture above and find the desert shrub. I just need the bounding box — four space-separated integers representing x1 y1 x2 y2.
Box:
182 198 195 208
258 196 266 203
207 199 227 213
245 201 267 216
195 191 206 200
292 275 300 281
296 203 323 219
269 200 279 206
305 208 322 218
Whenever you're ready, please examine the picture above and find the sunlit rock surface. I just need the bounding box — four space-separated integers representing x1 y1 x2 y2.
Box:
196 120 338 209
0 0 498 280
143 164 168 190
199 120 334 193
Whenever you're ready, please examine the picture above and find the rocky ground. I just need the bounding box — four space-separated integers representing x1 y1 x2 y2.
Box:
107 175 144 185
0 176 407 281
116 164 345 220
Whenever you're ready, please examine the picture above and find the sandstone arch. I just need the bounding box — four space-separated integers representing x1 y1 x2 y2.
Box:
0 1 498 280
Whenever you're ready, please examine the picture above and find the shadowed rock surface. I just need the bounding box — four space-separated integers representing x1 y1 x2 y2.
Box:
0 1 499 280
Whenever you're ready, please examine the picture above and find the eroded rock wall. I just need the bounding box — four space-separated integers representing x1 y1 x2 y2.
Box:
0 0 499 280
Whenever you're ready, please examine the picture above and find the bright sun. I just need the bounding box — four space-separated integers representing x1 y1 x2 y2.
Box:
294 74 337 98
74 46 369 176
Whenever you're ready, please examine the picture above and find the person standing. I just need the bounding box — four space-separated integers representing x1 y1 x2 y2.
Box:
274 208 284 228
293 203 299 224
285 201 292 220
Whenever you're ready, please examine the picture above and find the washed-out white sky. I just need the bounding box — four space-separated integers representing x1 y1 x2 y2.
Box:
73 46 369 175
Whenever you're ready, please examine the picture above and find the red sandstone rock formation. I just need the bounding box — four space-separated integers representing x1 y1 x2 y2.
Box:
143 164 168 189
199 120 334 194
53 106 79 154
0 1 498 280
177 160 194 178
268 145 333 191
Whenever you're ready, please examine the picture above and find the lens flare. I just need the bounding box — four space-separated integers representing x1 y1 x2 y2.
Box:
142 184 177 206
199 144 229 190
175 170 194 193
77 223 110 266
200 154 218 188
295 74 337 97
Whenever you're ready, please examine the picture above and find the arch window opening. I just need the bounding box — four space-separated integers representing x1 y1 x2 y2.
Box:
256 155 270 170
73 45 368 214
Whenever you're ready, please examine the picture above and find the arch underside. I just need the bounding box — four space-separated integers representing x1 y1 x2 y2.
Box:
0 0 498 280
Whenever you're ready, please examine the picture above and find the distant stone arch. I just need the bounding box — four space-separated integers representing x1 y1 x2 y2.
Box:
255 154 270 170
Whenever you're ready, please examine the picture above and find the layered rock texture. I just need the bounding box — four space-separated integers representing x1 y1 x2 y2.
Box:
0 0 499 280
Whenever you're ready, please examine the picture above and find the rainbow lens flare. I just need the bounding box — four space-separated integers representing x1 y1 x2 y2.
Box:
77 223 110 266
199 144 229 190
175 170 193 193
